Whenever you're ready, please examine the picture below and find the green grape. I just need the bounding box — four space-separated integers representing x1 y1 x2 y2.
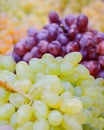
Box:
0 70 17 85
0 88 10 103
62 114 83 130
0 103 15 120
32 100 49 119
60 91 73 101
45 63 60 76
41 90 61 109
55 57 64 65
64 52 82 65
17 121 34 130
61 80 74 94
50 125 62 130
34 73 44 82
94 78 104 87
0 120 9 125
48 110 62 126
29 58 45 74
9 93 28 108
60 98 83 114
89 106 101 117
74 87 82 97
33 118 49 130
13 79 32 93
60 62 74 76
16 61 34 82
0 55 16 72
80 96 93 109
10 112 18 129
16 104 33 125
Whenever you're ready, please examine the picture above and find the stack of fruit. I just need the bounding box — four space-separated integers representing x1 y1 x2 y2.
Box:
13 11 104 78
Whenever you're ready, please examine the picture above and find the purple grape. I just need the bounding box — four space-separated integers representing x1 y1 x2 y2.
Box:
12 52 22 63
24 37 37 50
87 49 97 60
48 11 60 24
23 52 34 63
66 41 79 53
37 40 49 53
31 47 42 58
36 29 48 42
94 33 104 44
57 33 69 46
96 41 104 55
77 14 88 29
79 36 94 49
58 27 64 34
80 49 88 60
27 27 38 37
75 33 83 42
48 41 62 56
65 14 76 26
98 55 104 67
97 70 104 78
14 41 28 56
60 18 69 32
61 46 66 57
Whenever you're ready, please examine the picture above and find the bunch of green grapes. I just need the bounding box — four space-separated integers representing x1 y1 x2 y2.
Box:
0 52 104 130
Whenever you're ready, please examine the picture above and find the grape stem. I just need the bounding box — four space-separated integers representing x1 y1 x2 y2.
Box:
0 80 32 100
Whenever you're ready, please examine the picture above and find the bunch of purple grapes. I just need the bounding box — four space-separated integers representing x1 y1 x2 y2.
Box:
12 11 104 78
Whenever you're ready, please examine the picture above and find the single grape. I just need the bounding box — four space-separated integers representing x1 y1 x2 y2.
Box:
30 46 42 58
27 27 38 37
96 41 104 55
65 14 76 26
98 55 104 67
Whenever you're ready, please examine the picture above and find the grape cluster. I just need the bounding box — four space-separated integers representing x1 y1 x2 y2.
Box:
0 53 104 130
13 11 104 78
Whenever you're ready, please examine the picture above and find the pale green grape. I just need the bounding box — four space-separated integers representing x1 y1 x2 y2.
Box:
89 106 101 117
55 57 64 65
48 110 62 126
29 58 45 74
9 93 28 108
0 120 9 125
60 91 73 101
34 73 44 82
64 52 82 65
50 125 62 130
0 55 16 72
17 121 34 130
33 118 49 130
62 114 83 130
0 70 17 85
0 103 15 120
16 104 33 125
60 98 83 114
33 75 64 94
61 80 74 94
10 112 18 129
13 79 32 93
0 88 10 103
94 78 104 87
45 63 60 76
16 61 34 82
80 96 93 109
74 87 82 97
42 54 55 66
41 91 61 108
60 62 74 76
32 100 49 119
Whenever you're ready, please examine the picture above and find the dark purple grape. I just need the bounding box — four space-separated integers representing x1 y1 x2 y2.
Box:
27 27 38 37
94 34 104 44
96 41 104 55
48 11 60 24
37 40 49 53
83 61 101 77
61 46 66 57
60 18 69 32
75 33 83 42
66 41 79 53
77 14 88 29
80 49 88 60
23 52 34 63
65 14 76 26
14 41 28 56
36 30 48 42
58 27 64 34
98 55 104 67
31 47 42 58
67 24 78 39
87 49 97 60
97 70 104 78
79 36 94 49
57 33 69 46
48 41 62 56
24 37 37 50
12 52 22 62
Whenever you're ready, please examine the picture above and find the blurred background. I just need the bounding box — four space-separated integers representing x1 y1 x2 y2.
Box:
0 0 104 54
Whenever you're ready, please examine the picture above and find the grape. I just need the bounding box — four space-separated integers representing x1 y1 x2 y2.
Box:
0 88 10 103
12 53 22 63
96 41 104 55
65 14 76 26
98 55 104 67
48 11 60 24
36 30 48 41
32 100 49 119
27 27 38 37
16 104 33 125
0 125 13 130
48 110 62 126
33 118 49 130
30 46 42 58
23 52 34 63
